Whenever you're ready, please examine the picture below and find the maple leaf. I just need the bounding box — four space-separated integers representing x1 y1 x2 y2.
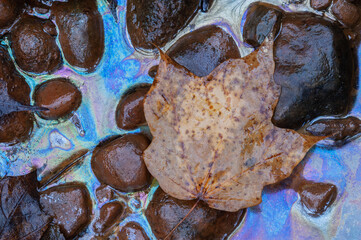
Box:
143 37 322 212
0 172 51 240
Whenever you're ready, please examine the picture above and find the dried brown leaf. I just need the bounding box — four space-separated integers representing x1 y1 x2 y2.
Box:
144 38 321 212
0 172 51 240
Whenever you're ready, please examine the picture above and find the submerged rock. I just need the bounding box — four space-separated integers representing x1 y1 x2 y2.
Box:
126 0 199 49
11 16 62 74
167 25 241 77
145 188 245 240
91 134 152 192
40 184 92 238
52 0 104 72
273 13 353 129
243 2 283 48
33 78 82 120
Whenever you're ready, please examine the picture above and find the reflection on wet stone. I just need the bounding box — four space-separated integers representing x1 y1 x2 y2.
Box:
273 13 354 129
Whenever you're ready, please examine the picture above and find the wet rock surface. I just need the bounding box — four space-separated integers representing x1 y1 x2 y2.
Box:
11 16 62 74
311 0 332 10
116 85 150 130
298 182 337 216
126 0 199 49
26 0 55 8
273 13 353 129
96 185 116 205
33 78 82 120
306 116 361 141
93 201 124 234
52 0 104 71
243 3 283 48
40 184 92 238
148 65 158 78
167 25 240 77
145 188 245 240
91 134 152 192
332 0 360 27
0 0 23 29
41 224 66 240
116 222 149 240
0 46 33 144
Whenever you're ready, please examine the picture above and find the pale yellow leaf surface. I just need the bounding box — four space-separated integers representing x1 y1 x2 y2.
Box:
143 38 321 212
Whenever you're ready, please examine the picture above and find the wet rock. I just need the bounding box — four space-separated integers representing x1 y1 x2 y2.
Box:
332 0 360 27
126 0 199 49
116 222 149 240
167 25 241 77
306 116 361 141
243 3 283 48
145 188 245 240
273 13 353 129
96 185 115 205
52 0 104 72
0 0 23 29
311 0 332 10
93 201 124 234
33 78 82 120
298 182 337 215
91 134 152 192
11 16 62 74
40 184 92 238
148 65 158 78
41 224 66 240
116 85 150 130
26 0 54 8
346 0 360 4
0 46 33 144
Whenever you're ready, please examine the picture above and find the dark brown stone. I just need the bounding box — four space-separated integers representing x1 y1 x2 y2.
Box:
40 184 92 238
148 65 158 78
243 2 283 48
116 85 150 130
273 13 353 129
26 0 54 8
298 182 337 215
306 116 361 141
0 0 23 29
0 46 33 144
52 0 104 72
346 0 361 4
93 202 124 234
310 0 332 10
116 222 149 240
91 134 152 192
33 78 82 120
145 188 245 240
96 185 115 205
167 25 241 77
332 0 360 27
41 224 66 240
11 16 62 74
126 0 199 49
